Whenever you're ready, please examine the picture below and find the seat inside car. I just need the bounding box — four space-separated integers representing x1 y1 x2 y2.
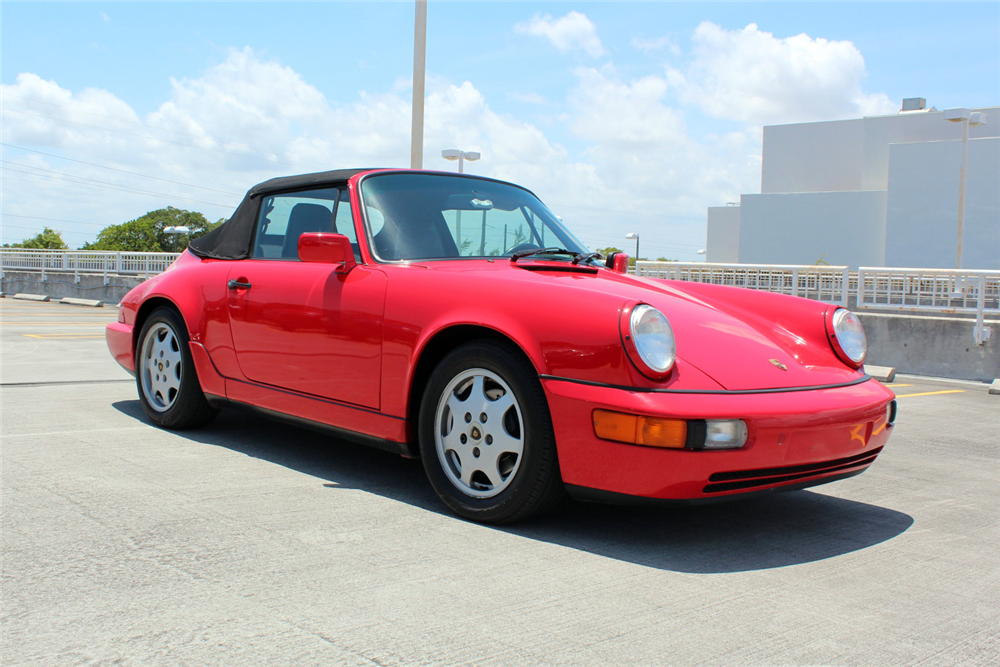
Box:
282 203 336 258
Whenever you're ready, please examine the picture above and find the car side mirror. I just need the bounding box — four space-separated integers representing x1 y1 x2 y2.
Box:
606 252 630 274
298 233 357 273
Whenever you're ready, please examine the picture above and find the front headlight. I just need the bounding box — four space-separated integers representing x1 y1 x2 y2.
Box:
623 304 676 379
830 308 867 366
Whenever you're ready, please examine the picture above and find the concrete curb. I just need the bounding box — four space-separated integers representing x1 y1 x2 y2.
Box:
58 297 104 308
864 364 897 382
989 379 1000 396
12 293 51 302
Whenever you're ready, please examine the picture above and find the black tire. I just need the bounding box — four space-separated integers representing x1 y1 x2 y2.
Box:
418 340 564 523
135 307 219 430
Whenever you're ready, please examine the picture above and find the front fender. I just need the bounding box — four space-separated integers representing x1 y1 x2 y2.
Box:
379 266 724 419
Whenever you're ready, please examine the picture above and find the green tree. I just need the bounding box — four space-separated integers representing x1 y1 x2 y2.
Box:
83 207 222 252
596 246 623 257
3 227 69 249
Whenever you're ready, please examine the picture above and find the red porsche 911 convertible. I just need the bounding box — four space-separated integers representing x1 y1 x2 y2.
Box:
106 169 896 523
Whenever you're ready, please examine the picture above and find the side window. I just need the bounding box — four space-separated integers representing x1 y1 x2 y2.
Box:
252 187 338 259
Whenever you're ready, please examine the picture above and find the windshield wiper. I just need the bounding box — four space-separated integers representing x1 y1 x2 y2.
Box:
509 247 574 262
509 247 602 265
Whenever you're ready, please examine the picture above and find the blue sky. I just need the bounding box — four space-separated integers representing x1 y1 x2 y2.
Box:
3 2 998 258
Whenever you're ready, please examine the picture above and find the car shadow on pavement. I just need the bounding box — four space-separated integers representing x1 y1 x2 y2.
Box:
113 400 914 574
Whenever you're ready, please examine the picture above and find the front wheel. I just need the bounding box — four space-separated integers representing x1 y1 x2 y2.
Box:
419 340 563 523
135 307 219 429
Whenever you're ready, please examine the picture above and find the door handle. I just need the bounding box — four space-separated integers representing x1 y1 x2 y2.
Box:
227 279 252 290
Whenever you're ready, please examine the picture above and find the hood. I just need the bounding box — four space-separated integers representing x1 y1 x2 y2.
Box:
630 278 859 390
455 260 861 391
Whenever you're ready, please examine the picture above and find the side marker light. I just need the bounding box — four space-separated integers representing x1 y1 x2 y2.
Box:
593 411 748 450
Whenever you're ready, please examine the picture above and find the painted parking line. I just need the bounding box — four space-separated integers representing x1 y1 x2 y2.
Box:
0 322 109 326
894 390 966 398
22 333 107 339
886 384 913 388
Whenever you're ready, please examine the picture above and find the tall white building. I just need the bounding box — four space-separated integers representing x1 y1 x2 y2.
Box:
707 100 1000 269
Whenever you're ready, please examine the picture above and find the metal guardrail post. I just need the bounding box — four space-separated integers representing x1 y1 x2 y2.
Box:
856 268 865 309
974 276 991 345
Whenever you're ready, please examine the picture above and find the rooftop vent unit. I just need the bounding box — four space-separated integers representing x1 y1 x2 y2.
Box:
899 98 938 114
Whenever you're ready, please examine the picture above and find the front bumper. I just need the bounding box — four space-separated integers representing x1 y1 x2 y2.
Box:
542 376 895 501
106 322 136 375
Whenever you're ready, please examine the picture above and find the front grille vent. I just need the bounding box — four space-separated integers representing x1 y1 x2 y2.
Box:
703 447 883 494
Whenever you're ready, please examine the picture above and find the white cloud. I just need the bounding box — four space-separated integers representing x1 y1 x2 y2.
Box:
668 22 896 126
0 46 739 255
631 35 680 57
0 49 594 247
562 66 759 240
0 24 894 258
515 11 606 58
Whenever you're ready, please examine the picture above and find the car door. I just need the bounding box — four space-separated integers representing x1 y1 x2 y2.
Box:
226 186 386 409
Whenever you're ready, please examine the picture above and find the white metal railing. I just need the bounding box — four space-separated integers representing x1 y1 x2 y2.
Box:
635 261 852 306
636 261 999 346
0 249 181 285
3 250 997 343
857 267 999 344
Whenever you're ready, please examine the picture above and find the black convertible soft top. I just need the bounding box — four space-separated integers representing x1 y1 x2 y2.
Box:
188 168 374 260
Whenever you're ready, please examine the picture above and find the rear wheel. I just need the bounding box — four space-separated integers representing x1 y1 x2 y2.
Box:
419 340 563 523
136 307 218 429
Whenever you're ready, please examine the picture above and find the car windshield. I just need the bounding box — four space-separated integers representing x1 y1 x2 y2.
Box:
359 172 591 262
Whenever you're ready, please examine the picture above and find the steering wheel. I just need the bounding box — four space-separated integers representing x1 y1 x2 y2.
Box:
504 242 540 256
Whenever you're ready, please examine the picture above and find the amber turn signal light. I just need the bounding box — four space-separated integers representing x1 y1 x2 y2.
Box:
593 410 687 449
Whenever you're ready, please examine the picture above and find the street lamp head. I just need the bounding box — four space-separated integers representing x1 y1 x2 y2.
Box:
969 112 987 128
163 226 190 235
442 149 480 161
625 232 639 240
943 107 971 123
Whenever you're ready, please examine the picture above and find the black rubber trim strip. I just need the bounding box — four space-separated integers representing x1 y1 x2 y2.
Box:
565 468 869 507
538 373 873 395
206 395 415 458
703 458 877 493
191 341 405 421
709 446 884 482
513 264 599 274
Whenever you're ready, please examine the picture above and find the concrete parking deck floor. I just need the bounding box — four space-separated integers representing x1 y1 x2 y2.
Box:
2 299 997 666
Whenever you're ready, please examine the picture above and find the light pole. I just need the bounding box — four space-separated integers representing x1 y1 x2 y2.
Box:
441 149 481 173
625 232 639 261
411 0 427 169
943 107 987 269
